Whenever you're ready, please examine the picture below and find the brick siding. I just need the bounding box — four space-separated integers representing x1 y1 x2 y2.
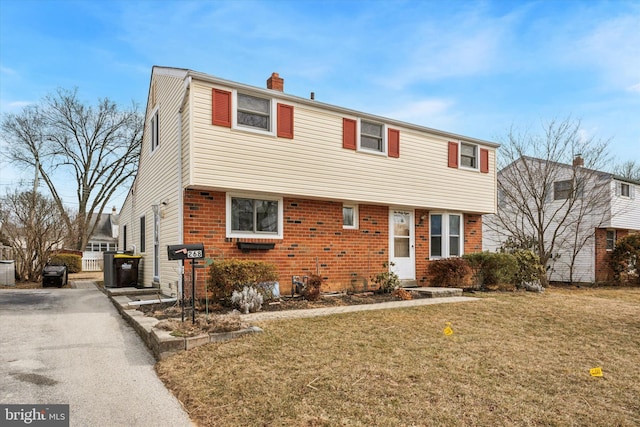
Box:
182 189 484 296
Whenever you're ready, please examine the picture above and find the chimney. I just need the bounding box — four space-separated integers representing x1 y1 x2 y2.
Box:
267 72 284 92
573 154 584 167
112 206 117 215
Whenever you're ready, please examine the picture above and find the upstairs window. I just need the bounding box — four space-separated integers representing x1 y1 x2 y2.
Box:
460 143 477 169
237 93 271 131
343 204 358 229
150 109 159 152
554 180 572 200
620 183 630 198
360 120 384 153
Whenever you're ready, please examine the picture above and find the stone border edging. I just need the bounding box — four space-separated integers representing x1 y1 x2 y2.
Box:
109 294 262 360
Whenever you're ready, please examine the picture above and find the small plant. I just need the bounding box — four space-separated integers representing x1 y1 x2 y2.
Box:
392 288 413 300
427 258 470 288
231 286 264 314
371 262 400 293
463 251 518 290
208 259 278 303
302 274 322 301
512 250 545 290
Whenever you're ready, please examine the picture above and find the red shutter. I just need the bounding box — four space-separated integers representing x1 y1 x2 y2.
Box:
343 118 357 150
277 103 294 138
448 141 459 168
212 89 231 127
480 148 489 173
388 128 400 158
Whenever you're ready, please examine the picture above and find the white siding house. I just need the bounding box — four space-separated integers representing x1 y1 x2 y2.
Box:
120 67 499 296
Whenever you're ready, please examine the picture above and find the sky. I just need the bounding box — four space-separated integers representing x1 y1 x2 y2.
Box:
1 0 639 212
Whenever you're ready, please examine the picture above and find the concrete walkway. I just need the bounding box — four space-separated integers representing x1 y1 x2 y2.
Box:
242 295 479 322
0 280 194 427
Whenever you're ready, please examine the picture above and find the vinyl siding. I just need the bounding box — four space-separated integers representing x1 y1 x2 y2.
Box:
119 70 187 295
188 80 496 214
610 181 640 230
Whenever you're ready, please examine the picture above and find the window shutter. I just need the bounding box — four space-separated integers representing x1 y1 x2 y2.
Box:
480 148 489 173
343 118 357 150
277 103 294 138
615 182 620 196
212 89 231 127
631 185 636 200
388 128 400 158
448 142 458 168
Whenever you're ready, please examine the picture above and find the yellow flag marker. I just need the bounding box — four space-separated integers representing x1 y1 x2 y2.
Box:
443 322 453 336
589 367 603 377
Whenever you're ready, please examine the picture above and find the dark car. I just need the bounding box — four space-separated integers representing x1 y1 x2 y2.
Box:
42 264 68 288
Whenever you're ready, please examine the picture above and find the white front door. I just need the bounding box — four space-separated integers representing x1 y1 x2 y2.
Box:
389 209 415 280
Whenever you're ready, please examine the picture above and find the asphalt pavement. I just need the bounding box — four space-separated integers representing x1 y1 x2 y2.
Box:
0 283 193 427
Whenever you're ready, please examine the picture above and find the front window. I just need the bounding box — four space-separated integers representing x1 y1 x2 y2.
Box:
606 230 616 251
460 143 477 168
554 180 572 200
430 213 463 258
360 120 384 153
343 205 358 229
227 194 283 238
237 93 271 131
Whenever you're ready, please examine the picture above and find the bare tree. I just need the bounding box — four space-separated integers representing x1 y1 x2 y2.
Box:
0 190 67 281
612 160 640 181
0 88 143 250
485 118 613 285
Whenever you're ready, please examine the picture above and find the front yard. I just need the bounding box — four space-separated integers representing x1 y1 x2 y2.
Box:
156 287 640 426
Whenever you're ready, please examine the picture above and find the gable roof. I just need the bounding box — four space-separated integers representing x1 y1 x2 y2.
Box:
153 65 500 149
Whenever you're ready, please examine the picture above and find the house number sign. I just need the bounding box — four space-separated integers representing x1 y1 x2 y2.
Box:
167 243 205 260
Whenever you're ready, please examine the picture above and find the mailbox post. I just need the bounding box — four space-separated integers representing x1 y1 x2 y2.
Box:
167 243 205 323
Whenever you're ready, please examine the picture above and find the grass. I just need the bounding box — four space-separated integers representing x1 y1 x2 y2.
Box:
156 287 640 426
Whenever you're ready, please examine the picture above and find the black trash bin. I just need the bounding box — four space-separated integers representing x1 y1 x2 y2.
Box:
113 254 141 288
42 264 68 288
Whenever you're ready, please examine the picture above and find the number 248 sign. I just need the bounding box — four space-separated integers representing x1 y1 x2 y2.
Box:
167 244 205 260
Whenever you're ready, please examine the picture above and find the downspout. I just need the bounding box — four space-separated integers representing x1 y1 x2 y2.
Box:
176 75 191 297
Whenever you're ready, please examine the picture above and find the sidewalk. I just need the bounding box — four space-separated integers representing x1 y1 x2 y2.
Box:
242 295 479 322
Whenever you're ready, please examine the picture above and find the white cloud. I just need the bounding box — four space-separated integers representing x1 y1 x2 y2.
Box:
570 13 640 90
627 82 640 94
383 98 457 130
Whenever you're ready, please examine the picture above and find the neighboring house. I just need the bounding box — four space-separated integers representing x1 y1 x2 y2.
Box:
484 156 640 283
119 66 498 297
82 207 119 271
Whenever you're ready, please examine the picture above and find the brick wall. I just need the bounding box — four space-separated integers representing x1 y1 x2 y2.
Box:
182 189 484 295
595 228 629 282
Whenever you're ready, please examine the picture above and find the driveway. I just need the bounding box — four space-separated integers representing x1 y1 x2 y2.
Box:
0 282 193 427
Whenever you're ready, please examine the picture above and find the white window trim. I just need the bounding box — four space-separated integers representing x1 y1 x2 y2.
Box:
139 215 146 254
226 193 284 239
459 142 479 171
149 106 159 153
231 90 276 137
429 212 464 259
356 118 387 156
606 229 616 252
343 204 359 229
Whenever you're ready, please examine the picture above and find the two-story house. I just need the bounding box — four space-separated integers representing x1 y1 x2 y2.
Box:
119 66 498 297
483 155 639 284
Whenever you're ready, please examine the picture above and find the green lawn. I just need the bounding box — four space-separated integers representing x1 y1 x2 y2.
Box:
157 287 640 426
